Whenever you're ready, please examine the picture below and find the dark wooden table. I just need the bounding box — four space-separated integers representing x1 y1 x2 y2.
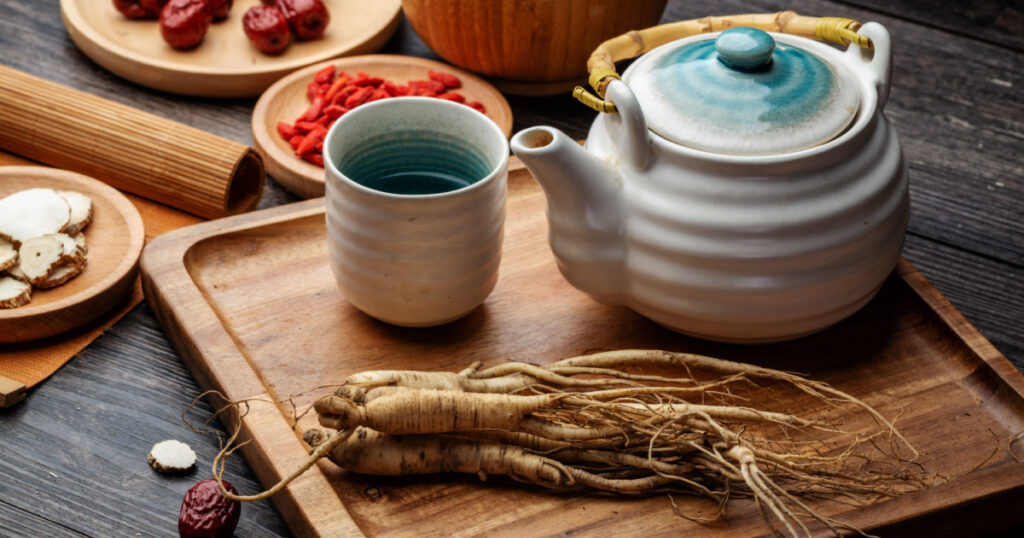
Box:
1 0 1021 536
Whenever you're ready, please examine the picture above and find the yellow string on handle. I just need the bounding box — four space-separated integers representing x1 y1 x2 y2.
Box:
815 17 873 49
573 86 617 113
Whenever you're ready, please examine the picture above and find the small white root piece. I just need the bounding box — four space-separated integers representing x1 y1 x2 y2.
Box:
0 188 70 246
57 191 93 236
0 276 31 308
148 440 198 473
18 235 68 285
0 238 16 272
73 232 88 255
55 233 86 265
5 263 29 282
36 260 86 289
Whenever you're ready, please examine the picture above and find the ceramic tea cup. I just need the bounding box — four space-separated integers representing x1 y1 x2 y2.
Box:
323 97 509 327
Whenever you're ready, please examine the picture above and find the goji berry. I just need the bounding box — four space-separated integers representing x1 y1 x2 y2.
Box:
294 121 319 133
302 96 325 122
428 70 461 89
289 134 305 149
437 92 465 103
328 85 355 105
466 101 487 113
324 75 350 100
324 105 348 119
296 126 326 155
302 152 325 166
344 86 372 108
276 121 297 139
306 81 321 101
314 65 335 84
353 75 384 87
408 79 445 96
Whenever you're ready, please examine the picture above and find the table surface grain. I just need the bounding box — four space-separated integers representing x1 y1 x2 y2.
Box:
1 0 1022 536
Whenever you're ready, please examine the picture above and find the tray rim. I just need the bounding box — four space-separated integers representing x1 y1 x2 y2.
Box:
140 164 1024 536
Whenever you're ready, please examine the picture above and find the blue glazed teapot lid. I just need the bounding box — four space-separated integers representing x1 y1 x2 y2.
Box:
627 27 860 155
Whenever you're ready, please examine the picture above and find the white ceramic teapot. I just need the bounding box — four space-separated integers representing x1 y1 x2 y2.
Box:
510 13 908 343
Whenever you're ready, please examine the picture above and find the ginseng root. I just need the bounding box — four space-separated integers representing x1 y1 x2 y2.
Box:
203 350 926 538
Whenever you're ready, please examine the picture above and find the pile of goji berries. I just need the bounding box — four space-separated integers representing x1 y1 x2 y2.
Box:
277 65 487 168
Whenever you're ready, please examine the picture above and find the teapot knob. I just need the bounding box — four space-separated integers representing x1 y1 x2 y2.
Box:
715 27 775 71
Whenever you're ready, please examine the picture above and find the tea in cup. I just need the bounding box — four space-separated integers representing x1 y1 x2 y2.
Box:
323 97 509 327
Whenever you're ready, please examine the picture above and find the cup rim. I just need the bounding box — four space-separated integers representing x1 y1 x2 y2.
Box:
323 97 510 200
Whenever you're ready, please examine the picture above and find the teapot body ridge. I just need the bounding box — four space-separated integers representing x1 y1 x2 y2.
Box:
583 100 907 343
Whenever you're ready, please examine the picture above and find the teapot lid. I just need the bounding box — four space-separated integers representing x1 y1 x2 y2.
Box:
627 27 860 155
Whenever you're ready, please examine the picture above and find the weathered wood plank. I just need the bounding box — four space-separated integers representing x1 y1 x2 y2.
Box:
905 233 1024 370
838 0 1024 51
0 305 290 537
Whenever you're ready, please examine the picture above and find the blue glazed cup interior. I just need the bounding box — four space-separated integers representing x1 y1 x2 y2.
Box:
324 97 508 197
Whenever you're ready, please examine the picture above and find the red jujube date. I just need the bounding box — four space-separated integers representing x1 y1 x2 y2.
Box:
242 5 291 54
159 0 213 49
272 0 330 40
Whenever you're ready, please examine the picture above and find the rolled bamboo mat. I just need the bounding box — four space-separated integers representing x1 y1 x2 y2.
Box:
0 65 264 219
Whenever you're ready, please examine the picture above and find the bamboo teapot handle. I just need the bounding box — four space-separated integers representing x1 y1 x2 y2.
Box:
574 11 874 113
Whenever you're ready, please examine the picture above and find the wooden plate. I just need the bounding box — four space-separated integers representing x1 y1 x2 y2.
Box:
59 0 402 97
0 166 145 343
252 55 514 198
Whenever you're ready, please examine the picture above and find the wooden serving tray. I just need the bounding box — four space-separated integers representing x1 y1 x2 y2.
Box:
141 162 1024 537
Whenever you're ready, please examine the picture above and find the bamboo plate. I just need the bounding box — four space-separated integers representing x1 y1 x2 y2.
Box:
252 55 514 199
0 166 145 343
59 0 402 97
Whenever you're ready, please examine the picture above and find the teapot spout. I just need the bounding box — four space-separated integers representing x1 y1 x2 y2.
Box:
511 127 626 304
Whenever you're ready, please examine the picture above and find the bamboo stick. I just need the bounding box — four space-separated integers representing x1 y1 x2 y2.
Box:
0 65 264 219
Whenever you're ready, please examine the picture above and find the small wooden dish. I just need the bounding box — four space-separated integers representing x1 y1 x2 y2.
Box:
252 55 514 199
59 0 402 97
0 166 145 343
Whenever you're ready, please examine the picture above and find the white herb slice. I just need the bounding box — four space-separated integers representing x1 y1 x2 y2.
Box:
0 238 16 272
0 276 31 308
147 440 197 473
36 259 86 289
5 263 28 283
57 190 93 236
18 235 67 285
0 188 70 246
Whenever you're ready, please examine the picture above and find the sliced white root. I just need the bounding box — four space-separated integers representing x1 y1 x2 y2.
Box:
18 235 67 285
5 263 29 283
0 188 70 246
148 440 198 473
73 232 88 255
54 233 86 265
36 259 86 289
0 276 31 308
57 191 93 236
0 238 16 272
